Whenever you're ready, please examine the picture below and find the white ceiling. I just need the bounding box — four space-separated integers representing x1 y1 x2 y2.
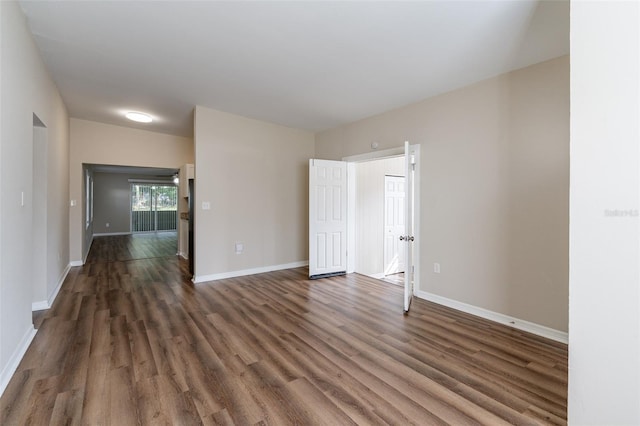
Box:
19 1 568 137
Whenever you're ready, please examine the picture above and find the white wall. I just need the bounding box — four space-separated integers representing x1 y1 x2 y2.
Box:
69 118 193 263
316 56 569 333
355 156 404 276
193 106 315 280
568 1 640 424
0 1 70 394
0 1 4 391
32 123 47 305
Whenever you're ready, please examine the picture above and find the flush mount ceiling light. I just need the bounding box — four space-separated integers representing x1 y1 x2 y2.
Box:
125 111 153 123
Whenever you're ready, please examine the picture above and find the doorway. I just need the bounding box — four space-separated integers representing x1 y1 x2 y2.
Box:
310 143 420 312
352 156 405 279
346 144 420 313
130 183 178 233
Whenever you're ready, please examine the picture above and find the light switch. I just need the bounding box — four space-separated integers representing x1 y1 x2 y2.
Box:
70 199 77 207
202 201 211 210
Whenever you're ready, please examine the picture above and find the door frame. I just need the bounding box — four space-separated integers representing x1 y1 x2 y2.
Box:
342 144 421 296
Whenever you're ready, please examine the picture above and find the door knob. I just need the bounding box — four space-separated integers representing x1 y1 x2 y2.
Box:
399 236 405 241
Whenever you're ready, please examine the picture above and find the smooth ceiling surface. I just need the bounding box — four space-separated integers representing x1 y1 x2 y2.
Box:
19 1 568 137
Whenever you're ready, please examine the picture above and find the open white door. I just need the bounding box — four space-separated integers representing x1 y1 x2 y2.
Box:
309 159 347 279
403 142 419 313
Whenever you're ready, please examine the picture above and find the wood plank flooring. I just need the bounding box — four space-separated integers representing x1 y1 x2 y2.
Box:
2 233 568 425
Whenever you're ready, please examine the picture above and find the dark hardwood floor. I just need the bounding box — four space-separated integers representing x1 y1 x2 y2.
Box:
2 233 568 425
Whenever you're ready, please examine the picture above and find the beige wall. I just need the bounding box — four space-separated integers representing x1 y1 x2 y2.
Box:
316 56 569 332
355 156 404 276
193 106 315 279
1 1 70 389
69 118 193 262
92 173 131 234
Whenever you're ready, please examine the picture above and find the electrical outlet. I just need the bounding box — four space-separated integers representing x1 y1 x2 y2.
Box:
434 263 441 274
202 201 211 210
235 242 243 254
106 222 110 228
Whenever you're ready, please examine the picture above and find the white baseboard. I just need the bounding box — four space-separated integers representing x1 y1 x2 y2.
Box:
93 231 131 236
31 300 49 311
69 260 83 267
178 251 188 260
194 260 309 283
31 262 71 311
416 290 568 344
80 234 95 265
369 273 385 279
0 325 37 398
49 262 71 305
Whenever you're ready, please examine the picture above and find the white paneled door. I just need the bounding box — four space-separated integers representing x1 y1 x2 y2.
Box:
403 142 419 313
309 159 347 279
384 175 406 275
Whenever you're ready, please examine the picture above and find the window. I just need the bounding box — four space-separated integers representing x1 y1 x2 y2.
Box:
130 183 178 232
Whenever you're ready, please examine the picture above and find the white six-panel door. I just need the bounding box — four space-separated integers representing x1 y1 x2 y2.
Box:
309 159 347 278
384 175 406 275
403 142 418 313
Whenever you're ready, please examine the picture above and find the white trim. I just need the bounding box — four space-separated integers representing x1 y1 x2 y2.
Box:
411 144 421 309
342 146 405 163
369 273 385 279
346 162 356 274
416 290 568 344
69 260 84 267
178 251 188 260
127 178 174 184
93 231 132 237
193 261 309 283
79 234 95 265
48 263 70 305
31 262 71 311
32 300 49 311
0 326 37 397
